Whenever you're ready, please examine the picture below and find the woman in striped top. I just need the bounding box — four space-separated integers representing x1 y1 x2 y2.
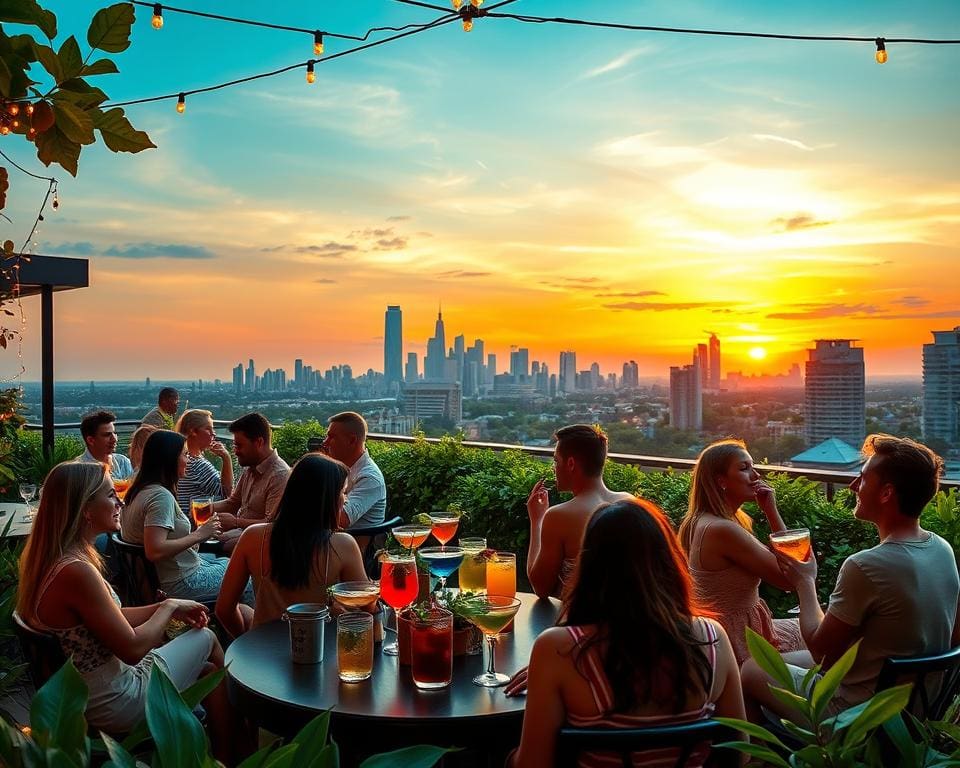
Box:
508 500 745 768
174 409 233 518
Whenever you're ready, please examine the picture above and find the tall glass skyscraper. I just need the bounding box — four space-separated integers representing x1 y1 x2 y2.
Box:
923 327 960 446
804 339 865 448
384 305 403 386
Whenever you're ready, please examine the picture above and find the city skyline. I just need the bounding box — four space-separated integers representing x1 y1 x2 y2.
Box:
2 1 958 381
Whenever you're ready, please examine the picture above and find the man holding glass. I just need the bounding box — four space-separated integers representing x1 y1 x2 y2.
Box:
742 433 960 722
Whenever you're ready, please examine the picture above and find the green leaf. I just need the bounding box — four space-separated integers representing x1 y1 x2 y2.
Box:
712 717 786 749
811 640 861 720
54 80 108 110
0 0 57 38
87 3 135 54
842 684 912 748
258 743 299 767
145 664 208 768
299 743 339 768
0 54 12 94
93 107 156 153
53 101 95 145
81 58 119 77
714 741 790 768
29 659 89 764
100 732 138 768
767 685 811 724
746 628 795 691
882 715 923 763
236 741 282 768
57 36 83 81
792 745 830 767
32 41 62 83
291 711 331 751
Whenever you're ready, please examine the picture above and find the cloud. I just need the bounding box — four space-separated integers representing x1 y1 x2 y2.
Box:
597 133 713 167
581 48 650 79
436 270 491 279
314 278 337 284
50 241 97 256
351 228 394 239
766 303 882 320
294 242 358 258
752 133 817 152
771 213 834 232
895 296 929 308
604 301 736 312
103 243 215 260
373 237 407 250
386 216 410 222
594 290 666 298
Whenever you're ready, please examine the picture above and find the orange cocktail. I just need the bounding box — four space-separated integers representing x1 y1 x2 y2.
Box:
190 497 213 527
486 552 517 598
113 477 132 502
392 524 430 550
769 528 812 561
429 514 460 548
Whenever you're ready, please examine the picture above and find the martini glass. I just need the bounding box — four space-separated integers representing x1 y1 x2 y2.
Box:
418 546 464 592
328 581 380 613
391 524 431 550
379 552 418 656
466 595 522 687
429 513 460 551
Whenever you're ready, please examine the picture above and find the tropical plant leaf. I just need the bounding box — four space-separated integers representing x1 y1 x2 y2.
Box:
811 640 861 720
712 717 787 749
842 684 912 748
0 0 57 38
81 58 118 77
57 35 83 81
87 3 135 53
144 664 207 768
882 714 923 763
93 107 156 153
714 741 790 768
100 731 138 768
291 710 331 751
235 740 282 768
53 101 95 145
768 685 811 724
29 659 89 764
359 745 456 768
35 125 80 176
793 744 830 767
32 41 61 82
0 53 12 94
258 743 299 767
746 628 795 691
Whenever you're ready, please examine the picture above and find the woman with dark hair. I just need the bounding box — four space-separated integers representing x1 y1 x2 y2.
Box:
120 430 231 603
678 439 803 663
215 453 366 636
17 462 241 760
508 500 744 768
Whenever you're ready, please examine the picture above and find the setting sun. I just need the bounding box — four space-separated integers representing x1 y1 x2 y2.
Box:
748 347 768 361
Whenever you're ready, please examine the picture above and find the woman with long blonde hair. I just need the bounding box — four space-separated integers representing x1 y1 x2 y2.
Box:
17 462 238 758
678 439 804 663
174 409 233 517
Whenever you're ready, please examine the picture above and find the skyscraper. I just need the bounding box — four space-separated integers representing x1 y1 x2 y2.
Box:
696 343 709 388
246 359 256 391
405 352 419 383
622 360 639 388
708 333 721 389
559 351 577 394
384 305 403 386
922 326 960 446
804 339 865 448
294 358 303 390
424 309 447 380
670 362 702 431
510 346 529 381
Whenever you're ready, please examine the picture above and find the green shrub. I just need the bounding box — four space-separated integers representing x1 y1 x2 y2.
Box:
272 420 326 466
10 431 86 487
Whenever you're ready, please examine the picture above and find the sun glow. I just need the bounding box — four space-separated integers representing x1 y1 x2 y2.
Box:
748 346 767 360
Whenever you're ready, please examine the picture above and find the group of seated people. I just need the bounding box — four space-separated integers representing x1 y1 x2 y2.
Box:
16 396 960 766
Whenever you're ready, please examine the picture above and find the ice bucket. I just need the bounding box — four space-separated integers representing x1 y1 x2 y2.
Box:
281 603 330 664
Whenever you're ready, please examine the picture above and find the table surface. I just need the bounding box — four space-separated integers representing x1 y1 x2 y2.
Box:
226 592 561 731
0 503 32 538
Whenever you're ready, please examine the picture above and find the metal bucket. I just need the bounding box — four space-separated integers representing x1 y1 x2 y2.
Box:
281 603 330 664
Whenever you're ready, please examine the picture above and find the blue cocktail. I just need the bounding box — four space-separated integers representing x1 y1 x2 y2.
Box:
419 546 464 591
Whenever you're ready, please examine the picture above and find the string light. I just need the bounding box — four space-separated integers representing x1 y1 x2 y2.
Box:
313 30 324 56
875 37 888 64
176 92 185 113
452 0 462 9
462 17 473 32
306 61 316 83
460 4 481 32
470 0 483 6
152 3 163 29
7 103 18 117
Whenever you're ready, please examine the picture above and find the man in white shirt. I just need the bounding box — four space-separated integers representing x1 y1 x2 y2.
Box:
76 410 134 479
322 411 386 530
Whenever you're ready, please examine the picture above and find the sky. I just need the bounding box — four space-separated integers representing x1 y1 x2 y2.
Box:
2 0 959 382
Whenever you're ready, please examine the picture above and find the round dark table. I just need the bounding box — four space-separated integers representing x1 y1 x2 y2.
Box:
226 592 561 761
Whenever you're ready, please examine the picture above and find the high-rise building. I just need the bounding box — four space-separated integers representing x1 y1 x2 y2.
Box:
384 305 403 386
510 346 529 381
246 359 256 391
486 353 497 385
559 351 577 394
804 339 865 448
622 360 639 389
670 362 703 431
696 343 709 388
232 363 243 393
402 381 462 422
708 333 721 390
424 309 447 380
453 334 465 384
294 358 303 389
405 352 419 383
923 326 960 446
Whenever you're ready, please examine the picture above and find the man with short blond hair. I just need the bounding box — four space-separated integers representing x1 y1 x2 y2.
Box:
323 411 386 530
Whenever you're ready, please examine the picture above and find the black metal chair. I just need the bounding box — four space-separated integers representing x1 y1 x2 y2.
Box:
111 533 161 607
348 515 403 579
876 645 960 720
12 610 67 689
555 719 739 768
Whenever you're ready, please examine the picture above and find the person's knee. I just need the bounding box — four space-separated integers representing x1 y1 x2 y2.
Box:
740 658 766 698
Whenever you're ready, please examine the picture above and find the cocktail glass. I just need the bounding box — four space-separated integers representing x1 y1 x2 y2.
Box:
458 537 487 594
190 497 218 542
19 482 36 521
769 528 812 562
337 612 374 682
418 546 464 592
113 477 132 502
410 607 453 690
429 513 460 550
380 552 418 656
486 551 517 598
466 595 522 687
328 581 381 613
392 524 431 551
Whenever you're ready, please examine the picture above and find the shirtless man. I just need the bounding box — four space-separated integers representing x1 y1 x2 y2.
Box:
525 424 636 598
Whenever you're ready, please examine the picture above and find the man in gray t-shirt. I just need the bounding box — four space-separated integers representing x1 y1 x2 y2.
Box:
742 434 960 721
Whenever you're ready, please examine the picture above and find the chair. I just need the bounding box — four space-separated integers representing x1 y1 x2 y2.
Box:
12 610 67 689
348 515 403 579
555 719 739 768
876 645 960 721
111 533 161 607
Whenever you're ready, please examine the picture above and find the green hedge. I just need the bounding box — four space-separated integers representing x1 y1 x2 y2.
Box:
273 426 958 617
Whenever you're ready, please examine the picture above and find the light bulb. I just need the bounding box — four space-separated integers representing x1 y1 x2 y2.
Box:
11 119 18 128
0 126 8 136
52 194 59 210
470 0 482 6
25 103 34 116
152 4 163 29
314 31 324 56
7 103 18 117
176 93 185 113
462 17 473 32
306 62 316 84
875 38 887 64
452 0 462 8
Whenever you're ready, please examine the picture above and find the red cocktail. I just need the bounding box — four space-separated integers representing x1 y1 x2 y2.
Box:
410 608 453 690
380 553 418 656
